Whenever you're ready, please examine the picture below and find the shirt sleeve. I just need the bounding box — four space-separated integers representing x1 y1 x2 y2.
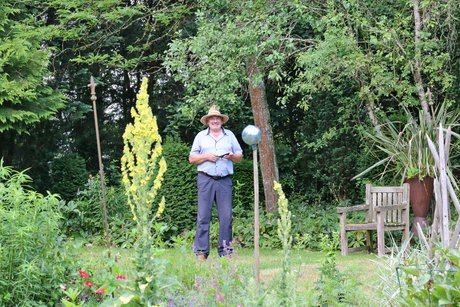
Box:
189 134 201 156
230 132 243 154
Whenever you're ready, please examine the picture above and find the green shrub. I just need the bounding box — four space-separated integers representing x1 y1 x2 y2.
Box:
0 162 66 305
313 233 365 305
157 137 197 237
398 248 460 306
50 153 89 201
59 177 135 247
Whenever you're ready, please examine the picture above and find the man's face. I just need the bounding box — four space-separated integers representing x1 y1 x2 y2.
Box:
207 115 223 130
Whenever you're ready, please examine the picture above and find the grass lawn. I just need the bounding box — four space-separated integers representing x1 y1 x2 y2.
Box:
80 245 384 300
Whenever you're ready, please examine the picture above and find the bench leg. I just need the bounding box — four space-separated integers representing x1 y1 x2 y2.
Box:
366 230 372 253
377 212 385 257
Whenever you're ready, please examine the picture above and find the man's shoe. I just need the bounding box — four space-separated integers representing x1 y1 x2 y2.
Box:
197 254 207 261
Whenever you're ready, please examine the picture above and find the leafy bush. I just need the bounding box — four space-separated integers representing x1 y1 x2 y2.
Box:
398 248 460 305
50 153 89 201
313 233 365 305
59 177 135 247
0 162 66 305
157 137 198 237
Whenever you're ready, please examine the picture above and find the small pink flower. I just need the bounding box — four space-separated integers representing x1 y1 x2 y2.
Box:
96 288 106 295
216 292 225 302
79 270 89 278
85 281 94 287
115 275 127 280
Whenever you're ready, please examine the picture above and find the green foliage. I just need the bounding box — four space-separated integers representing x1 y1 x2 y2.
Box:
398 248 460 306
157 137 198 235
0 161 65 305
355 102 460 182
50 153 89 201
291 0 456 111
164 0 298 118
290 201 340 251
313 232 365 305
274 86 365 203
0 1 65 132
159 248 254 306
59 177 136 247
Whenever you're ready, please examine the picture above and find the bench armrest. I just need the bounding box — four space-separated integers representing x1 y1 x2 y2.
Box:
337 204 369 213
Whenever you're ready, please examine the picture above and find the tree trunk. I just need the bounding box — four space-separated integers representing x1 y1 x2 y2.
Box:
364 99 381 135
412 0 433 126
0 131 14 165
246 59 279 212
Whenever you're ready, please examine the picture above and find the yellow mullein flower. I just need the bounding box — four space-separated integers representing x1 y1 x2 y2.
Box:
121 77 168 263
155 197 166 218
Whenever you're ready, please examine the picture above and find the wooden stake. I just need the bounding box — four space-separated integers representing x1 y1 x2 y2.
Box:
438 124 449 249
89 76 110 243
253 145 260 290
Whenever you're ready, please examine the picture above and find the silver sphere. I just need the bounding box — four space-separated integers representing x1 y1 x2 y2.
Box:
242 125 262 145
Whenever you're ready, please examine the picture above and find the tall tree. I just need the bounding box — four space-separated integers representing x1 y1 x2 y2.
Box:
0 1 65 161
288 0 459 129
6 0 189 193
165 0 305 211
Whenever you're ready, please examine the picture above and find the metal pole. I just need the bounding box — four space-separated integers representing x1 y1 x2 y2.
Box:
88 76 110 242
253 144 260 290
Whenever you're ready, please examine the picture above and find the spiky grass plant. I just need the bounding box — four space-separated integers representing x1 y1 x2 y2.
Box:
354 102 459 182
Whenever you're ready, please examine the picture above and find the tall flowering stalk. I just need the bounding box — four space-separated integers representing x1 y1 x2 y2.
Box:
120 77 166 304
274 181 292 306
121 77 167 245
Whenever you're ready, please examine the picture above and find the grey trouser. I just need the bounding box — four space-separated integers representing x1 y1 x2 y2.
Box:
193 172 233 257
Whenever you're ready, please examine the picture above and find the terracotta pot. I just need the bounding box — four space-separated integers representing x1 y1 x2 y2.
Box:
405 177 434 234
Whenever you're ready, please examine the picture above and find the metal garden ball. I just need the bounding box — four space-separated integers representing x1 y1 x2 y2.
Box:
242 125 262 145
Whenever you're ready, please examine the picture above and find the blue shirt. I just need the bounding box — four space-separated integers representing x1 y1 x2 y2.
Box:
190 127 243 176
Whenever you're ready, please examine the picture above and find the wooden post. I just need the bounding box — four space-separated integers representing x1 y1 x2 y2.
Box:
88 76 110 243
252 144 260 290
438 124 449 248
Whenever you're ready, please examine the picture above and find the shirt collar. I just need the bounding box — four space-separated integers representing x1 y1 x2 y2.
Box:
206 127 227 135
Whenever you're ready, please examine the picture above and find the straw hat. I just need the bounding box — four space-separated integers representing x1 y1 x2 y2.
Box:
200 105 229 125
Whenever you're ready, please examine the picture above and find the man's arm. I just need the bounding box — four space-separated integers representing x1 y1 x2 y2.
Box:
189 153 219 164
223 152 243 163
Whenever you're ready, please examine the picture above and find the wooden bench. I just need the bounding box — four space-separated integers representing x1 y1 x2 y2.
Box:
337 183 410 256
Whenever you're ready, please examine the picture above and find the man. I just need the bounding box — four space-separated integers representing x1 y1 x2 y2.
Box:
189 105 243 260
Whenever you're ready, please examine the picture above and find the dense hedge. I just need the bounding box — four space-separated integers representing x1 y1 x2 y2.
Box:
50 153 89 201
157 137 198 236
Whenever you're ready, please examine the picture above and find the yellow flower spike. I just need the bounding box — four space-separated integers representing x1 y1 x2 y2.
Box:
121 77 168 289
155 197 166 219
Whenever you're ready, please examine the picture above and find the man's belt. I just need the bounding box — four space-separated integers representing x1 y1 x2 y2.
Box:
199 172 231 180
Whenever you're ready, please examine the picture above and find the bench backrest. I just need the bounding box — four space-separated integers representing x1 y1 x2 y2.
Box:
365 183 410 224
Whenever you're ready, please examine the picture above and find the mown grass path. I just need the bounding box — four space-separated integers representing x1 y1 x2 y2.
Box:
80 245 382 300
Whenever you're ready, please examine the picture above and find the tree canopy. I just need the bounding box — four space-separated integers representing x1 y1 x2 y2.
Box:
1 0 459 210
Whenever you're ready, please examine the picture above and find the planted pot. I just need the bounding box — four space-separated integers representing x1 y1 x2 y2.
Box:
405 176 434 235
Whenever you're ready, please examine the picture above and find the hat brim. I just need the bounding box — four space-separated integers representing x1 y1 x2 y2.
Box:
200 114 229 125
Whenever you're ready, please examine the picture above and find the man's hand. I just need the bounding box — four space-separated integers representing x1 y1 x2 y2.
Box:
223 152 243 163
189 152 243 164
206 152 219 162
